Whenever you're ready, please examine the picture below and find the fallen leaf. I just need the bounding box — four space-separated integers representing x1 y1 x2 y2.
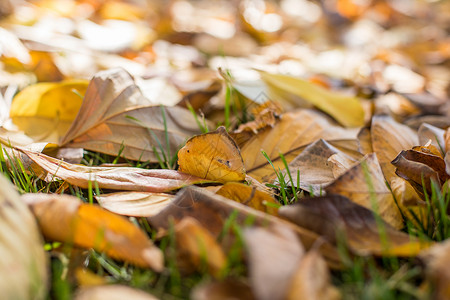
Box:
191 280 255 300
75 285 159 300
96 192 174 217
22 193 164 271
0 175 48 300
240 109 359 182
216 182 279 214
20 149 209 192
419 239 450 300
174 217 226 277
243 224 304 300
259 71 365 127
278 195 431 256
418 123 446 156
60 68 211 162
10 79 89 143
178 126 246 183
326 153 404 229
147 186 342 269
286 250 341 300
371 115 418 182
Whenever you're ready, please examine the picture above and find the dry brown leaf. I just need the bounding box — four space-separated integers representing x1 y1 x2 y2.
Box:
20 148 209 192
178 126 246 183
278 195 431 257
357 127 373 155
147 186 342 269
240 109 359 182
60 68 210 162
0 175 48 300
216 182 279 214
22 193 163 271
418 124 446 156
419 239 450 300
278 139 361 195
326 153 403 229
371 115 418 182
243 224 304 300
75 285 159 300
286 251 341 300
95 192 174 217
191 280 255 300
174 217 226 277
445 128 450 153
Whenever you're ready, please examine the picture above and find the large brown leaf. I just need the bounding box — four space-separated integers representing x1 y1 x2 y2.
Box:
0 175 48 300
239 109 359 182
20 149 209 192
22 193 164 271
278 195 431 257
326 153 403 229
60 68 210 162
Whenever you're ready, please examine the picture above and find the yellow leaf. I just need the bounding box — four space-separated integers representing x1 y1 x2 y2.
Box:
10 80 89 143
178 126 246 183
259 71 365 127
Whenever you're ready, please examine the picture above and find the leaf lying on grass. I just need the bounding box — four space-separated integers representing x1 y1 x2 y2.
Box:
22 193 164 271
75 285 159 300
178 126 246 183
0 175 48 300
278 195 431 257
20 148 210 192
60 68 210 162
191 280 254 300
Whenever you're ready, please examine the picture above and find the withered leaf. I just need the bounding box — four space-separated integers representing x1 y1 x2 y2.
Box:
243 224 304 300
326 153 403 229
75 285 159 300
22 193 163 271
20 149 209 192
191 280 255 300
278 195 430 257
60 68 210 162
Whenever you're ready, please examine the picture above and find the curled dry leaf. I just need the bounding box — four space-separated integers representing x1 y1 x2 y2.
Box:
0 175 48 300
60 68 210 162
278 195 431 257
326 153 403 229
240 109 359 182
259 71 365 127
191 280 255 300
286 251 341 300
75 285 159 300
173 217 226 277
419 239 450 300
243 224 304 300
371 115 418 182
10 80 89 143
20 148 209 192
216 182 279 214
148 186 342 268
96 192 174 217
22 193 164 271
177 126 246 183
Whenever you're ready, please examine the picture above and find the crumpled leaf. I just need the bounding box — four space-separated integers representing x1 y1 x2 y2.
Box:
60 68 211 162
0 175 48 300
243 224 304 300
95 192 174 217
326 153 403 229
259 71 365 127
216 182 279 214
371 115 418 182
22 193 164 271
278 195 431 257
75 285 159 300
191 280 254 300
239 109 359 182
10 80 89 143
286 250 341 300
419 239 450 300
178 126 246 183
20 148 209 192
173 217 226 277
148 186 341 268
